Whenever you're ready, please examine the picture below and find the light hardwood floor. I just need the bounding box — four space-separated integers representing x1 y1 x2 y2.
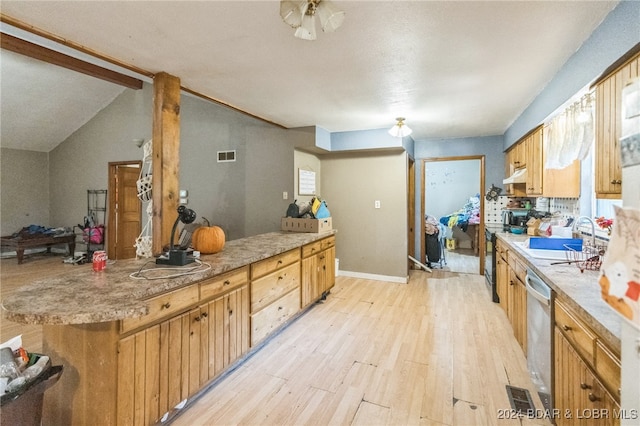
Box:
432 248 479 275
1 255 549 425
172 270 549 426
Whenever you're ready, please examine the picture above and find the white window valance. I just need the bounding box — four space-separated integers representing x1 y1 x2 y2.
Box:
544 92 595 169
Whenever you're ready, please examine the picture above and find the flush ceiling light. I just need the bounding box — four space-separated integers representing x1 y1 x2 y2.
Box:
280 0 345 41
388 117 412 138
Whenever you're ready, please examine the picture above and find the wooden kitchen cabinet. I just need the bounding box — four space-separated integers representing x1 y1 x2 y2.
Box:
504 129 533 197
504 143 524 196
116 274 249 425
505 125 581 198
508 138 527 170
496 239 526 352
495 240 509 312
250 249 301 346
525 127 543 196
554 327 620 426
301 235 336 307
507 251 527 352
595 52 639 199
554 299 621 425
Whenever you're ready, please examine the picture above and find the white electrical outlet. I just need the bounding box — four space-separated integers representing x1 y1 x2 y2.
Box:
283 191 288 200
375 200 381 209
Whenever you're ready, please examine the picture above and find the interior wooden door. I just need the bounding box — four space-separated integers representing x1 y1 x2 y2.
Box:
108 162 142 259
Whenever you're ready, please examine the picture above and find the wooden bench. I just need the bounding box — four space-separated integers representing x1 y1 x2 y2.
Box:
1 234 76 264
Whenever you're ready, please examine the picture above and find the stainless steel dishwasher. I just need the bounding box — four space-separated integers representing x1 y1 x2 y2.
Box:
525 268 552 411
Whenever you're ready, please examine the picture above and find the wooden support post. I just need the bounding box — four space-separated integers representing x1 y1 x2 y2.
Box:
152 72 181 255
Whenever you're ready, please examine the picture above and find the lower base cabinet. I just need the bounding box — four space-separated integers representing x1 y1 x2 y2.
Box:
301 236 336 307
116 284 249 425
554 327 620 426
41 235 336 425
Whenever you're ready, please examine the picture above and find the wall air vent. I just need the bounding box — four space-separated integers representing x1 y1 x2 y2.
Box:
217 150 236 163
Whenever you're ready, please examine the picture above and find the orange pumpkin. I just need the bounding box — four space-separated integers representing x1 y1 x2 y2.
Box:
192 218 225 254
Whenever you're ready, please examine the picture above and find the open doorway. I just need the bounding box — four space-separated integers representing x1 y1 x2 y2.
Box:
107 161 142 260
407 156 416 272
421 156 485 275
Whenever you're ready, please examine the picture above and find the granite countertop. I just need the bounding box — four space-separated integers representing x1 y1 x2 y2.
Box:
1 231 336 326
497 232 621 352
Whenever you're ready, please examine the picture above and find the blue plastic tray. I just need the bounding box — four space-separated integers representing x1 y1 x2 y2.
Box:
528 237 583 251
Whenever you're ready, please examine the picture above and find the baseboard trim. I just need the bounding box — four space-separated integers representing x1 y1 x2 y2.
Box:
338 270 408 284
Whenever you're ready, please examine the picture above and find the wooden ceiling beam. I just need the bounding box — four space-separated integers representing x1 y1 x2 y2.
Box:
1 32 143 90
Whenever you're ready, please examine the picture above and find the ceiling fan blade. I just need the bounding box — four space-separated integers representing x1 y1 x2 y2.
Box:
280 0 307 28
294 11 317 40
317 0 345 32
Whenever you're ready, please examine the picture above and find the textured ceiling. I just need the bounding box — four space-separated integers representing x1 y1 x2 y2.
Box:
0 1 618 152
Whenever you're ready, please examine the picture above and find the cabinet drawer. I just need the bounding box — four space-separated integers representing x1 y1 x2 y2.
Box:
508 252 526 283
251 249 300 279
595 340 621 398
251 287 300 345
200 266 249 300
302 241 322 258
555 300 595 362
496 240 508 261
121 285 199 334
320 236 335 251
251 262 300 313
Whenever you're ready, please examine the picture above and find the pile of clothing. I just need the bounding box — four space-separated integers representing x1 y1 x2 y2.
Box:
439 194 481 231
9 225 72 240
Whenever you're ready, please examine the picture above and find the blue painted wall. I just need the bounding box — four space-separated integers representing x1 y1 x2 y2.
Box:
330 128 407 151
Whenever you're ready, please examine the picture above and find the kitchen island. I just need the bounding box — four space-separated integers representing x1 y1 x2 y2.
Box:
1 231 337 426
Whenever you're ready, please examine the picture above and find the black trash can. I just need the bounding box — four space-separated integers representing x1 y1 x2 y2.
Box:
1 364 63 426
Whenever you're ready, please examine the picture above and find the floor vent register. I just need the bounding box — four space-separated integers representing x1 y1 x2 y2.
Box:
505 385 536 414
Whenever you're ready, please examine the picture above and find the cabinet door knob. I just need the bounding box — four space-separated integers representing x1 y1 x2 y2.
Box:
588 393 601 402
616 179 622 184
223 280 231 286
563 325 572 331
162 302 171 309
580 382 592 390
201 312 208 318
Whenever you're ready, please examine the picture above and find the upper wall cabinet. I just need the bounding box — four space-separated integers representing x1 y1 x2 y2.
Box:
505 126 579 198
595 51 640 199
526 127 543 196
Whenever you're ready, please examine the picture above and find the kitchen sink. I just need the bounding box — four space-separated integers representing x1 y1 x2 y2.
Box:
513 241 572 261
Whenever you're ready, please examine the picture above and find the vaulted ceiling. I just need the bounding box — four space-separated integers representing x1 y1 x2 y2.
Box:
0 1 618 152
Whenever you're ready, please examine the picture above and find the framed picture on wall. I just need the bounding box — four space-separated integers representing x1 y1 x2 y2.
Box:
298 169 316 195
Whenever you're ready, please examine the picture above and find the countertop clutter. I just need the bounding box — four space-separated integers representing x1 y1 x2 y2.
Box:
498 232 621 352
1 231 336 326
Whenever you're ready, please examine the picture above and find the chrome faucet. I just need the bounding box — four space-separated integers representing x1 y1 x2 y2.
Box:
573 216 596 247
